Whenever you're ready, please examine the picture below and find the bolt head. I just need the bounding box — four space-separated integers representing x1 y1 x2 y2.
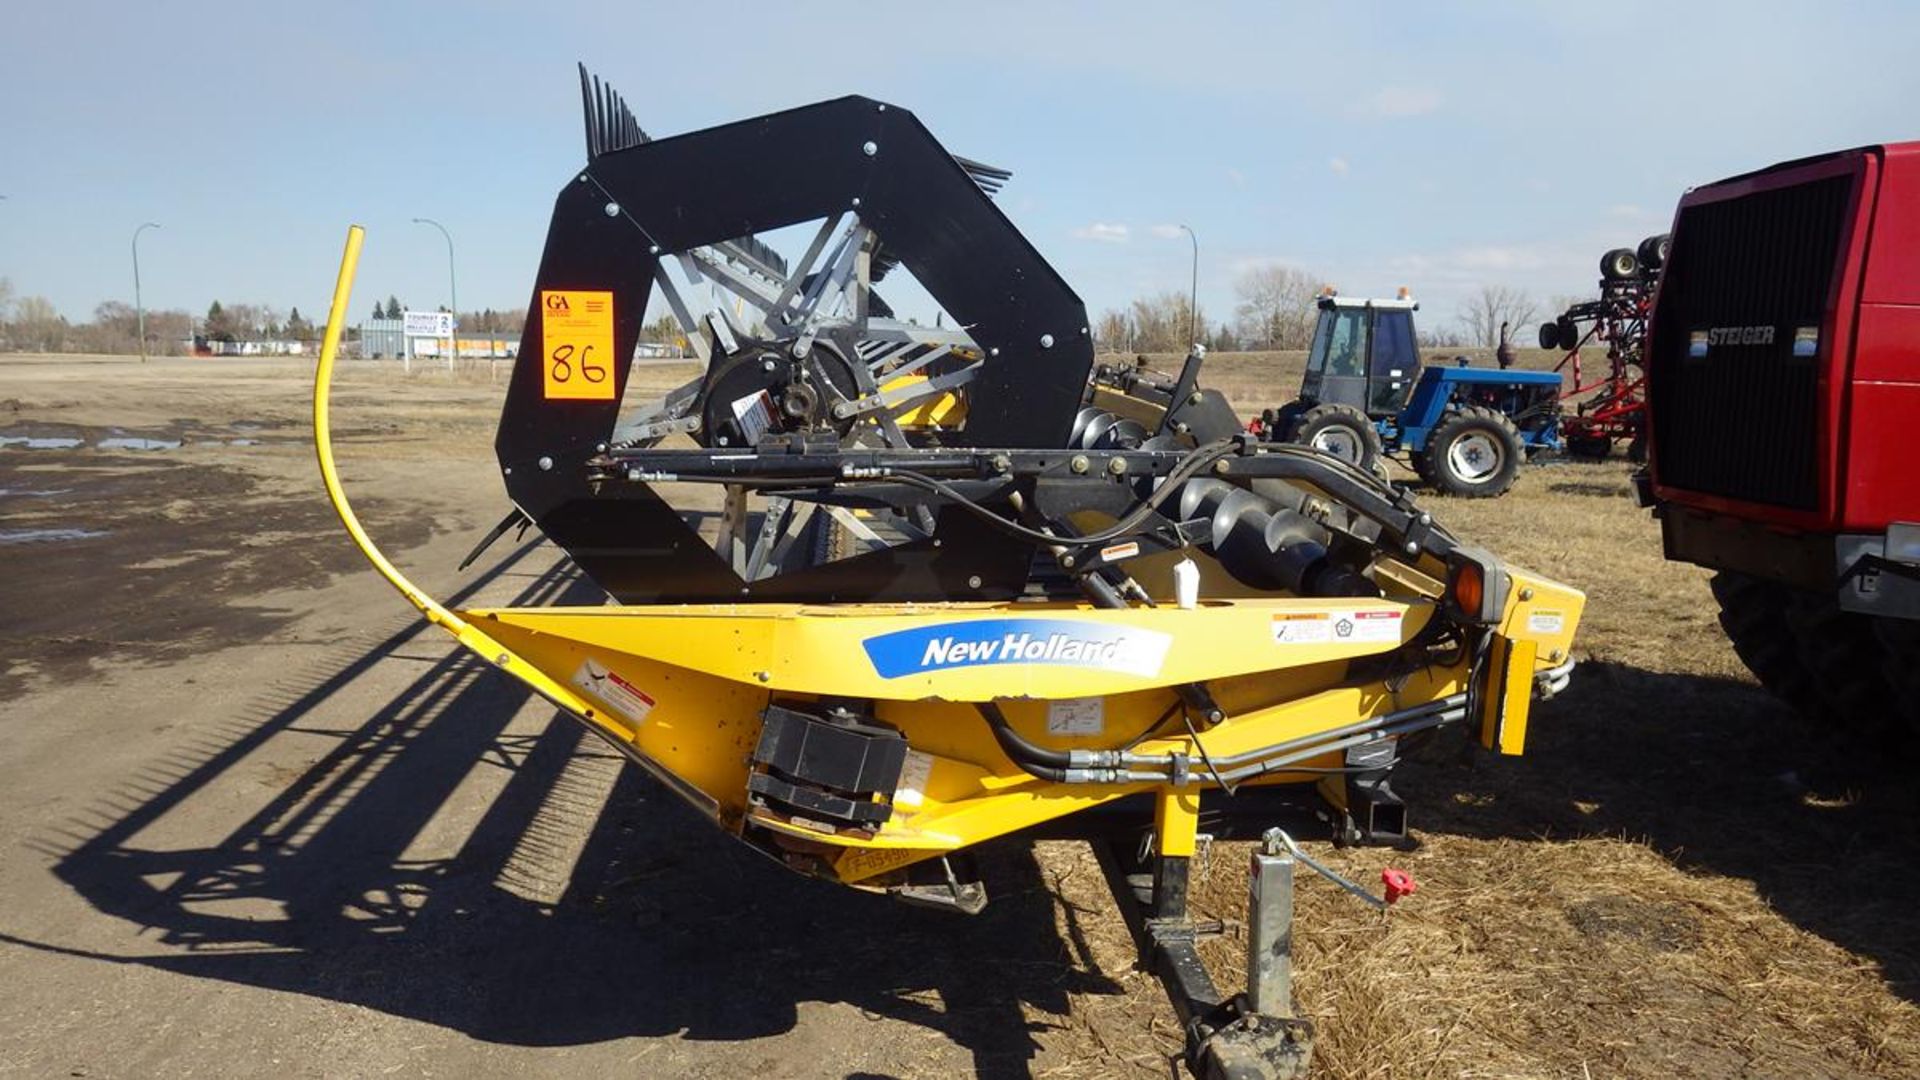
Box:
1519 587 1535 601
1213 459 1230 475
1039 333 1055 348
537 456 554 471
1107 456 1127 475
967 575 983 589
1070 454 1090 474
862 140 878 156
603 202 620 217
850 197 862 208
1061 555 1076 568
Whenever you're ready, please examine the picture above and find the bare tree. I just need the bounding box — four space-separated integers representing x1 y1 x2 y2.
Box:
1093 309 1133 353
1417 324 1468 349
1128 292 1207 353
9 296 67 352
1233 264 1320 349
0 277 14 323
1456 285 1539 348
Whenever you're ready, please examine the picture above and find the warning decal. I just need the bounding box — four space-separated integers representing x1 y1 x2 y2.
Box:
540 290 616 401
893 749 934 809
570 657 656 724
1273 609 1404 645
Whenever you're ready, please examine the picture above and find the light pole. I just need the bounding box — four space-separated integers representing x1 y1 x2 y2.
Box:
1177 224 1199 351
133 222 160 362
412 217 457 368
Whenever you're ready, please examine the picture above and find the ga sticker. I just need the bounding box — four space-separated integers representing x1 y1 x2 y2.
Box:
540 290 616 401
570 657 655 723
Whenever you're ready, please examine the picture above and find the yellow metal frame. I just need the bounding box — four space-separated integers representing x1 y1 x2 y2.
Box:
313 226 1586 890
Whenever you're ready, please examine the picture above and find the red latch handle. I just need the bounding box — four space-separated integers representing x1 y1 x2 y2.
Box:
1381 868 1417 905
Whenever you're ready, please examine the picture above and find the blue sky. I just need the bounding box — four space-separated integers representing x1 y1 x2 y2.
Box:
4 1 1917 334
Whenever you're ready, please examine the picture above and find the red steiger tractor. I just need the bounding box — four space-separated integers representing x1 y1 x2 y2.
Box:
1636 143 1920 746
1537 235 1668 462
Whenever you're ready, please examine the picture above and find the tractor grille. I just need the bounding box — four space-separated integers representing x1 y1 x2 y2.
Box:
1648 171 1855 511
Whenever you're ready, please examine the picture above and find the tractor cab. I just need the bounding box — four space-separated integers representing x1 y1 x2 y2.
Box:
1301 291 1421 418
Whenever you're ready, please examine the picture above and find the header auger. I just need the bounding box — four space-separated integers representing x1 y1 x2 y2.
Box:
314 67 1585 1078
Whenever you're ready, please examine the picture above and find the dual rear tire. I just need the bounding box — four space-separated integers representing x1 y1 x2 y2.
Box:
1710 571 1920 748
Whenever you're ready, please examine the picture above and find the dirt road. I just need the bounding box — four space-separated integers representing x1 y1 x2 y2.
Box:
2 354 1916 1078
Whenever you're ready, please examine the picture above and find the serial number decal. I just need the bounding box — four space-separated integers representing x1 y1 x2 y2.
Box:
861 619 1172 679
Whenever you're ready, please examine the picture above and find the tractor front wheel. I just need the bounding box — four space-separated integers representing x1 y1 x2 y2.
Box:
1291 403 1383 473
1424 406 1523 497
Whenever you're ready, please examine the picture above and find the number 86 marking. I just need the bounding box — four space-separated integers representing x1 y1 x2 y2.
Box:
550 343 607 383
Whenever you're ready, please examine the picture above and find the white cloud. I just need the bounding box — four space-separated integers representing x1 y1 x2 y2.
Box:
1149 224 1185 239
1328 157 1350 176
1351 86 1442 119
1228 254 1306 277
1073 222 1130 243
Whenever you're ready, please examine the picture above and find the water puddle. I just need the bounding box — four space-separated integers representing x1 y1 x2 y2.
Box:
0 528 108 546
96 437 183 451
0 436 83 450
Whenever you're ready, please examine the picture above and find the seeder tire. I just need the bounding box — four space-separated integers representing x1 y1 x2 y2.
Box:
1600 248 1640 282
1638 233 1671 273
1425 406 1522 497
1566 434 1613 461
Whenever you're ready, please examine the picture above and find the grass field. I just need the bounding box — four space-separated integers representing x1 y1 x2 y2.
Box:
1 351 1915 1078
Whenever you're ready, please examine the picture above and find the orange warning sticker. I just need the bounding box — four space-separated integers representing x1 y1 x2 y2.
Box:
540 290 616 400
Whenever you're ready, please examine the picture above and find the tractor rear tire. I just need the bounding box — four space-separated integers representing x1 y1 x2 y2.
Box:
1873 616 1920 741
1784 590 1905 747
1425 406 1523 497
1292 403 1382 473
1712 571 1908 747
1710 572 1822 716
1600 248 1640 282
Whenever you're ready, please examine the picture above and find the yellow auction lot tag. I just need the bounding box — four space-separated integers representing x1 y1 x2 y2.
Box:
540 290 615 400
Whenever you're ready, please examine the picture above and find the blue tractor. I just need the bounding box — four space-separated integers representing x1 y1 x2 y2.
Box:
1253 293 1562 498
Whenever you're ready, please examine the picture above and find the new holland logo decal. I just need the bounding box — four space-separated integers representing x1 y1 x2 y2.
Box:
861 619 1173 679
